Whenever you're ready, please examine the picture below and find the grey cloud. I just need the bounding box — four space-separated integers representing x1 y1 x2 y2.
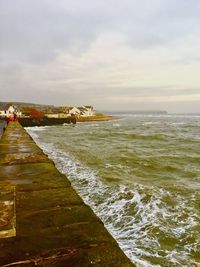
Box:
83 86 200 99
1 0 200 66
116 0 200 49
169 56 200 66
0 0 109 64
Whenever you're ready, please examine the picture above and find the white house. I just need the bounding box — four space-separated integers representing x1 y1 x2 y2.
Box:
82 106 94 116
77 106 93 116
68 106 94 116
68 107 82 116
0 104 22 118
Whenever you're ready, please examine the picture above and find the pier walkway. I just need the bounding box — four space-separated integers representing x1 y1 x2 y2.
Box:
0 122 135 267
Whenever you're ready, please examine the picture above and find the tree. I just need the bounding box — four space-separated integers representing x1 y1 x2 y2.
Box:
23 108 44 118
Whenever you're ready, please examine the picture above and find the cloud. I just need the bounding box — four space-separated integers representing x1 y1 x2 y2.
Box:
0 0 109 64
0 0 200 112
110 94 200 104
1 0 200 65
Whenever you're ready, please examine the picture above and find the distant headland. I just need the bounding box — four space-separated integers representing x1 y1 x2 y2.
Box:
103 110 168 115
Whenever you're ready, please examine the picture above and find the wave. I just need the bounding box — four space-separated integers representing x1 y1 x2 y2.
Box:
128 133 169 141
25 126 54 131
26 128 200 267
142 122 162 126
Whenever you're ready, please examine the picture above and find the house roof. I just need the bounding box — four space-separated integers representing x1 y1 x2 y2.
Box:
69 107 77 109
0 104 22 113
78 107 88 111
0 104 10 110
84 106 93 109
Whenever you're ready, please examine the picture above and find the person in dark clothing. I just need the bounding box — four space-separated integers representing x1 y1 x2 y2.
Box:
5 116 10 125
13 113 17 121
70 113 77 125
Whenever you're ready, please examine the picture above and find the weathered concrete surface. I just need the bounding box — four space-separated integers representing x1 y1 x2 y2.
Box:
0 122 135 267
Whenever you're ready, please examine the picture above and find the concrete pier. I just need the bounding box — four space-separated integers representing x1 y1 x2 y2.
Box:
0 122 135 267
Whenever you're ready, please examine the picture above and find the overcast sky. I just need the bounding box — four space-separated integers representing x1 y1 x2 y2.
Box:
0 0 200 112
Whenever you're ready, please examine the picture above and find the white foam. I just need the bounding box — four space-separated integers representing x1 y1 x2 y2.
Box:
142 122 161 125
112 123 121 127
25 126 53 131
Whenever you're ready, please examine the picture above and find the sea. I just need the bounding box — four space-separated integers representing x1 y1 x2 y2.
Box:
26 113 200 267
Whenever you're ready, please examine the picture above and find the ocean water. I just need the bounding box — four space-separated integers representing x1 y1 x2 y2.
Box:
26 114 200 267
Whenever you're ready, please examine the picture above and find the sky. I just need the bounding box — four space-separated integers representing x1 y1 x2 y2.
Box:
0 0 200 113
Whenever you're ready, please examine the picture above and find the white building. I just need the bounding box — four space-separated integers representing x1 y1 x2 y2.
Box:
0 104 22 118
77 106 93 116
82 106 94 116
69 106 94 116
68 107 82 116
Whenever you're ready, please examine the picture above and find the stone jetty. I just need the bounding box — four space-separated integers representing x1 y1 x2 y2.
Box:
0 121 135 267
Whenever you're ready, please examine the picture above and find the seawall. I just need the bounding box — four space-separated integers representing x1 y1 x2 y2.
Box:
0 121 135 267
19 115 116 127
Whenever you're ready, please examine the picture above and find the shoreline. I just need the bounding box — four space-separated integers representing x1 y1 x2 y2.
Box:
19 114 120 127
77 114 121 122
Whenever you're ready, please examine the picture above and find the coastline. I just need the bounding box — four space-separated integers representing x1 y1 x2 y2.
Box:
19 114 119 127
77 114 120 122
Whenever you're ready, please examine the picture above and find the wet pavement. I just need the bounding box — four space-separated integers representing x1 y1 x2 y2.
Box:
0 122 135 267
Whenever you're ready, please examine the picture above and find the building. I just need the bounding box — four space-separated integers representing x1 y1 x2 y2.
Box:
68 106 94 116
68 107 82 116
82 106 94 116
0 104 22 118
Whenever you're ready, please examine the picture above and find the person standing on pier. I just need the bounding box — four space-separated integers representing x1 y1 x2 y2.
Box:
70 113 77 125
